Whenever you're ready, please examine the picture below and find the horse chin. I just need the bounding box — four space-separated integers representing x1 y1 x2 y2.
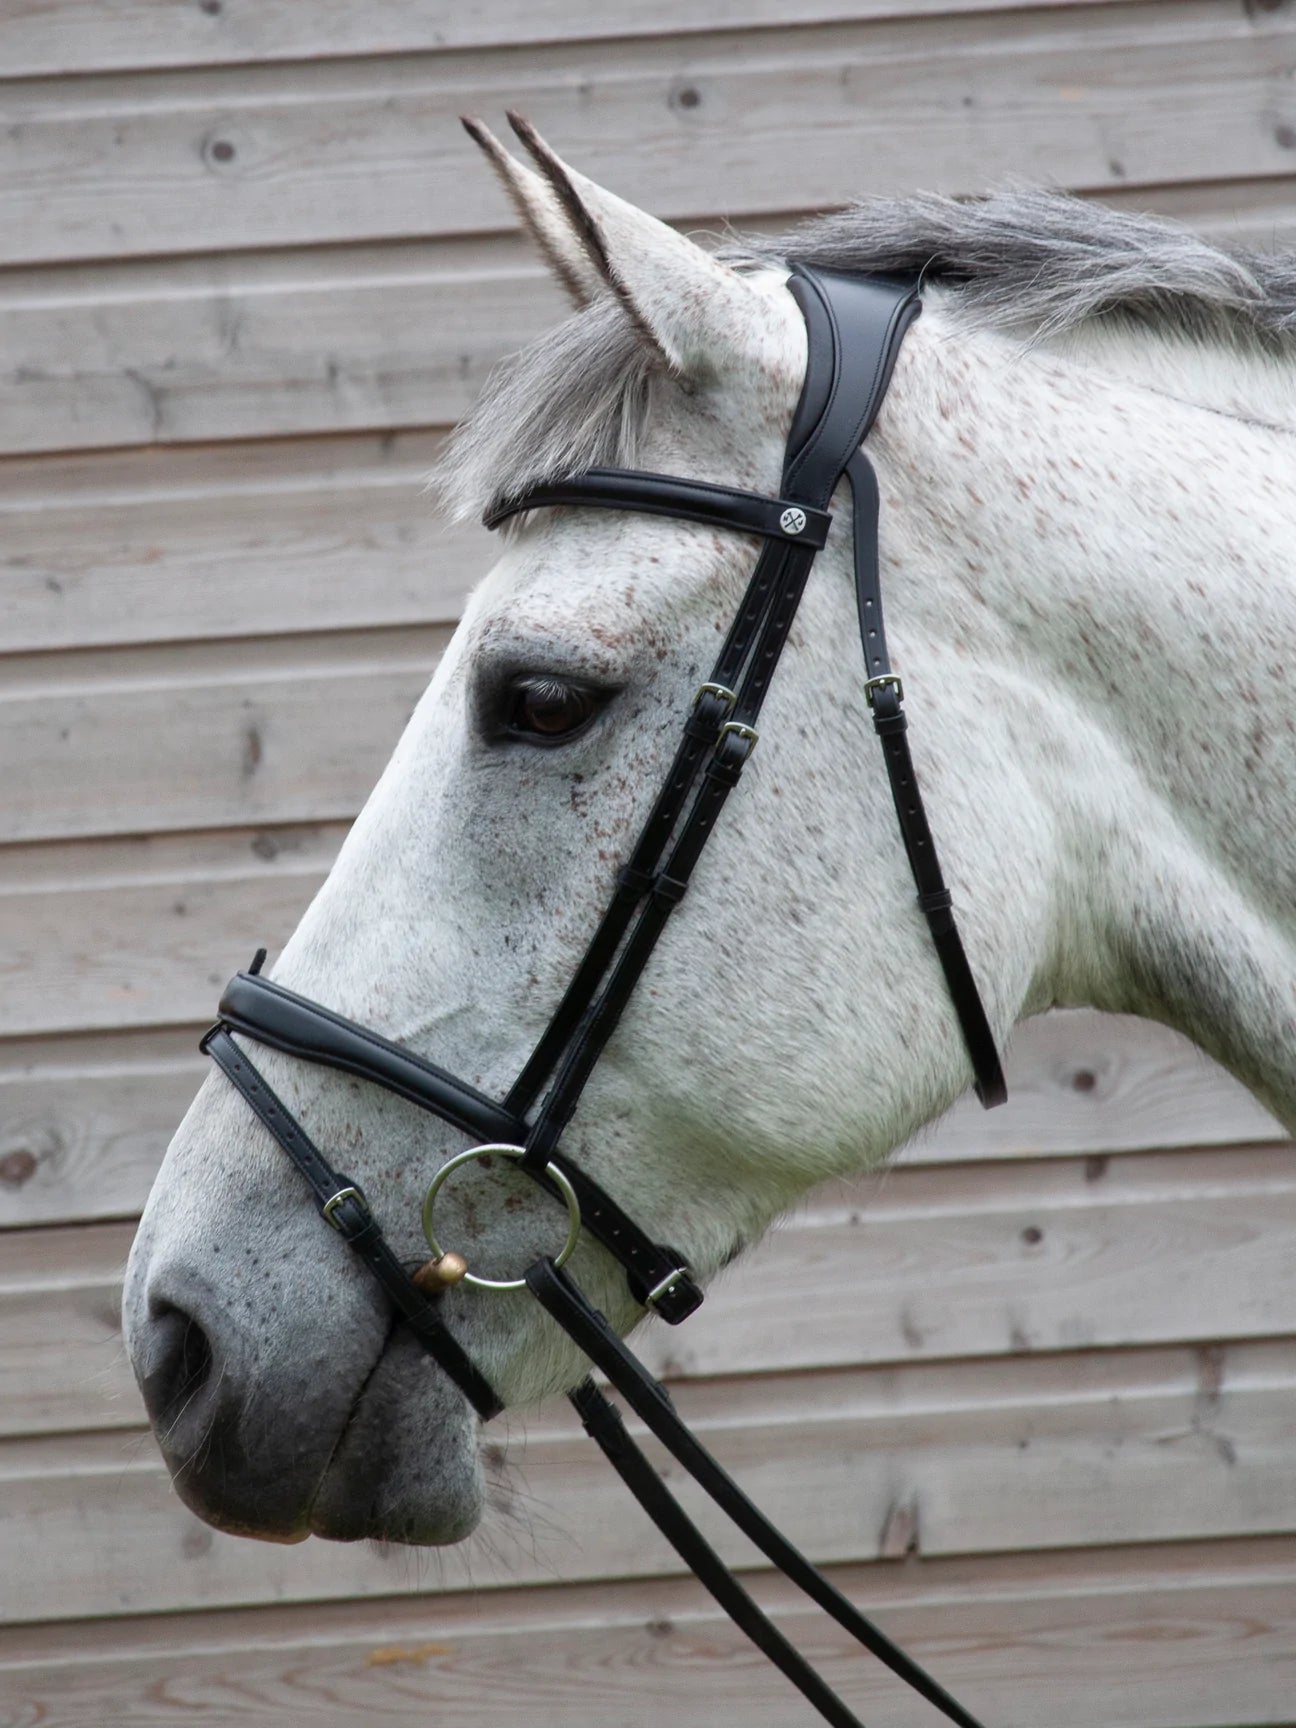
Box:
304 1327 486 1546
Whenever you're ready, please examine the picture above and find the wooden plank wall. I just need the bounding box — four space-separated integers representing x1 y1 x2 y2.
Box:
3 4 1296 1724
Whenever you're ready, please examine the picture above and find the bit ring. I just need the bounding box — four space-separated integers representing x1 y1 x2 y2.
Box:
421 1143 581 1291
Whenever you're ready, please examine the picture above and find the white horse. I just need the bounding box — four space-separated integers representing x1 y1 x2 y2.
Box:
124 120 1296 1547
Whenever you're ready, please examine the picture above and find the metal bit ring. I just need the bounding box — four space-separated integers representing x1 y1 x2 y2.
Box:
421 1143 581 1291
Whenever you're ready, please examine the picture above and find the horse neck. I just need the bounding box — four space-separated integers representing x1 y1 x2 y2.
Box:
877 303 1296 1125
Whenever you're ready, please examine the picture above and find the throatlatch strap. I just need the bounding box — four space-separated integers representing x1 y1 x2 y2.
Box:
844 451 1007 1108
531 1259 986 1728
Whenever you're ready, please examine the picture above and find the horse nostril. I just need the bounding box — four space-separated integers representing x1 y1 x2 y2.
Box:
141 1300 216 1429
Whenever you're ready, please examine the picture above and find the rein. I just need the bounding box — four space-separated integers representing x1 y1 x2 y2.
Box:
202 265 1004 1727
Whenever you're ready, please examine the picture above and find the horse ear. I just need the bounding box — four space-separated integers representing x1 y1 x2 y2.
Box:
461 116 605 309
504 111 768 376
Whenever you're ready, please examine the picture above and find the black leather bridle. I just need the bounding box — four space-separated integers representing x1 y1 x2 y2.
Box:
201 266 1005 1727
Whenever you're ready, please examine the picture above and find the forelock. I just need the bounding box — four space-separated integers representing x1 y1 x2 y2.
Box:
437 187 1296 523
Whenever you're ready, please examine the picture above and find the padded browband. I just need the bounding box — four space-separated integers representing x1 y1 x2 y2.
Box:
486 468 832 546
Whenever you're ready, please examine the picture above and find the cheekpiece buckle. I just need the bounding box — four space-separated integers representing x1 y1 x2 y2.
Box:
864 673 904 708
322 1186 364 1231
717 720 759 762
693 682 737 714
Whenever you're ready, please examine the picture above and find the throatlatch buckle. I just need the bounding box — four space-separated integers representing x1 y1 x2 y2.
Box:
864 673 904 707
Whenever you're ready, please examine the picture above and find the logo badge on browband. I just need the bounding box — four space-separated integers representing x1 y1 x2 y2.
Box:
779 506 808 536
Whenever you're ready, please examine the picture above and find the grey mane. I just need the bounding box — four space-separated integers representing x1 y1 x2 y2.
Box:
439 187 1296 522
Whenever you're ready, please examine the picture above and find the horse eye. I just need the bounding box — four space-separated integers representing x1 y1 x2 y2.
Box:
505 677 603 745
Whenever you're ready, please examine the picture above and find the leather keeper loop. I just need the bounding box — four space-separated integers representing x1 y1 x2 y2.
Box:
684 712 723 743
706 754 746 789
872 710 908 737
616 864 656 897
650 873 688 906
918 889 953 914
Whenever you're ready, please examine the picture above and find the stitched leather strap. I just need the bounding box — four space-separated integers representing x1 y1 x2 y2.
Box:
504 551 784 1116
531 1259 986 1728
570 1381 878 1728
203 1026 503 1420
844 451 1007 1107
784 268 922 501
521 550 812 1169
220 972 520 1144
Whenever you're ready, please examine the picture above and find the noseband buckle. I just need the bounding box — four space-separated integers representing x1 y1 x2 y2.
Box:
321 1185 366 1231
642 1263 693 1313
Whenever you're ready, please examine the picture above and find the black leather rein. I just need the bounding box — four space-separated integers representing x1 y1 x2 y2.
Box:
200 265 1004 1728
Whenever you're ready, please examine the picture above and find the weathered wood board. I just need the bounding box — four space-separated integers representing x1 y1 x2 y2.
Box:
4 1143 1295 1437
0 0 1135 77
4 8 1295 267
4 1541 1295 1728
0 239 565 454
2 1340 1293 1625
2 629 447 844
4 4 1296 1724
0 432 489 649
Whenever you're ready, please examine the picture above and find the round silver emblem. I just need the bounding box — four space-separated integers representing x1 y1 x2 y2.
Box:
779 506 807 536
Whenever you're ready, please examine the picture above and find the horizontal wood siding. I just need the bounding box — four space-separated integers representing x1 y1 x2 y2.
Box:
2 4 1293 1724
6 1143 1296 1438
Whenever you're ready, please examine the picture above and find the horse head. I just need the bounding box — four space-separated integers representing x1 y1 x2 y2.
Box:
123 122 1120 1547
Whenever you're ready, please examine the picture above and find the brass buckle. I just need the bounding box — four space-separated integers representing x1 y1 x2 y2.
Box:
717 720 759 761
322 1186 363 1230
864 673 904 707
693 682 737 714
